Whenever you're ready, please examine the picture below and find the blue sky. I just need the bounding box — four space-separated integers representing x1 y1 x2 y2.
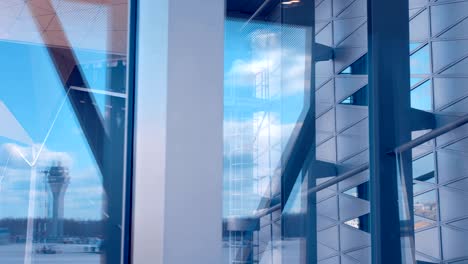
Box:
0 41 107 220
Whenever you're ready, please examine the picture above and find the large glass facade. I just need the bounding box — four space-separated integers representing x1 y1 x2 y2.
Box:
402 0 468 263
223 0 371 263
223 15 312 263
0 1 131 263
0 0 466 263
223 0 468 264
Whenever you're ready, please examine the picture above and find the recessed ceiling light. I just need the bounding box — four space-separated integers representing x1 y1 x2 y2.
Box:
282 0 301 5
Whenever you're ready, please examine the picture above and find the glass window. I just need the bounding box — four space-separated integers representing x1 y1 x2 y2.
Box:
339 54 368 75
344 214 370 233
224 1 370 263
224 0 317 261
414 190 438 221
224 18 308 216
410 77 425 87
343 182 369 200
410 42 423 53
411 80 432 111
0 1 131 263
413 153 435 183
410 45 431 75
339 85 368 106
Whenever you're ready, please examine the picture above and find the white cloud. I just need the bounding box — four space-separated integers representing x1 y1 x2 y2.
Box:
0 143 72 170
225 28 310 97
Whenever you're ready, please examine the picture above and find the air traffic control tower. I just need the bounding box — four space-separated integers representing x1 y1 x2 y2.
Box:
47 163 70 241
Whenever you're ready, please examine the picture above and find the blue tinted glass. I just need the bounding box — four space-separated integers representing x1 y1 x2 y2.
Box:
410 43 422 53
224 1 371 264
224 18 308 217
414 190 438 221
413 153 435 183
339 54 368 75
411 80 432 111
341 96 353 104
341 67 352 74
0 2 130 263
410 45 431 75
339 85 368 106
224 16 311 264
283 171 304 214
411 77 424 87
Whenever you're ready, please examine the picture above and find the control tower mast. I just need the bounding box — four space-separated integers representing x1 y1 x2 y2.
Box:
46 163 70 241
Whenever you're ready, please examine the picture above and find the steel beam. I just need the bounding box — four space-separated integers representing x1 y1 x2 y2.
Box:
367 0 413 263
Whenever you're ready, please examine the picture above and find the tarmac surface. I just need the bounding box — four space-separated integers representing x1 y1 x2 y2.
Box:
0 243 100 263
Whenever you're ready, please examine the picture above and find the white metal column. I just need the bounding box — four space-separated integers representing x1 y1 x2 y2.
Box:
132 0 224 263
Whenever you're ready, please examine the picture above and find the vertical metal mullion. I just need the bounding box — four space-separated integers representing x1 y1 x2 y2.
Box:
367 0 413 263
123 0 138 262
305 164 317 264
426 3 445 260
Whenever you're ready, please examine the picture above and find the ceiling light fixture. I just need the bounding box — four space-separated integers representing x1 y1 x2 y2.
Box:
281 0 301 5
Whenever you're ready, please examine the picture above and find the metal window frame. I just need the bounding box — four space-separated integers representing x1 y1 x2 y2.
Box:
22 0 138 262
123 0 138 262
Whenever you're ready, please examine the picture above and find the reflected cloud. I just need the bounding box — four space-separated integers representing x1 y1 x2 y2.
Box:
225 20 309 97
225 49 308 96
224 20 310 217
0 143 72 170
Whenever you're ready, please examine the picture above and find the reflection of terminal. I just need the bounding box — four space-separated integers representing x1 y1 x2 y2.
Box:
46 163 70 242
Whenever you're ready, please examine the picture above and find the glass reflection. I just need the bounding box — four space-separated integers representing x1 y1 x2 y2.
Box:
0 0 130 263
412 153 435 183
224 17 311 263
414 191 438 221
